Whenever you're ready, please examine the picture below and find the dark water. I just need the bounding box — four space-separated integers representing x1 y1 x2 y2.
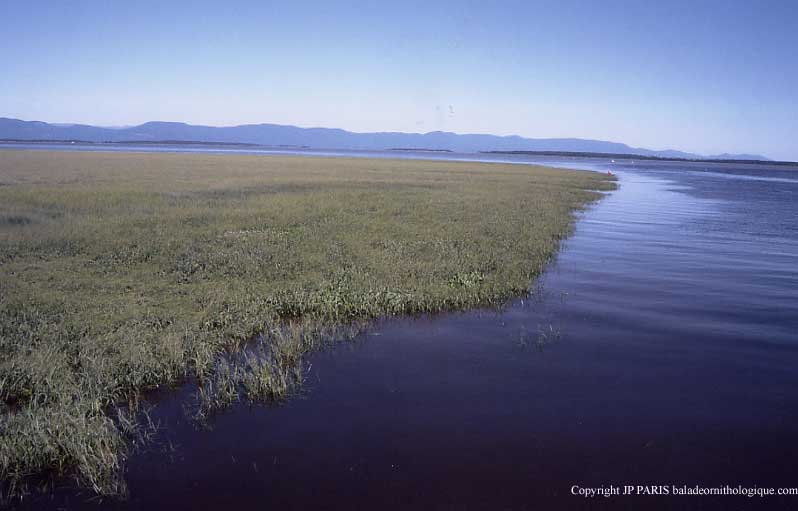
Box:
15 149 798 510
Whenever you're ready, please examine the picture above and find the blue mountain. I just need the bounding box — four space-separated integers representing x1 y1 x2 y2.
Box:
0 118 769 161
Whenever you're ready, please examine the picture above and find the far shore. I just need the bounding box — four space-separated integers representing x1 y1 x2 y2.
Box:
480 149 797 167
2 139 795 166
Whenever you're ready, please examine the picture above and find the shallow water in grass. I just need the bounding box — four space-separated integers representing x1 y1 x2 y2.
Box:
20 156 798 510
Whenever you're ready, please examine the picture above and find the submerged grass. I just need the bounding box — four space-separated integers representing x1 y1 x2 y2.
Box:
0 150 615 499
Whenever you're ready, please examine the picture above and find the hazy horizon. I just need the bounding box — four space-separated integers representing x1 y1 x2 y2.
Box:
2 0 796 160
0 116 779 160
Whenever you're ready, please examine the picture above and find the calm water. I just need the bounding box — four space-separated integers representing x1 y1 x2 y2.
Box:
14 146 798 510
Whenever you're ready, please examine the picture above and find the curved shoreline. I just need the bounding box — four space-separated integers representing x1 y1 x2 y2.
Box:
0 150 615 500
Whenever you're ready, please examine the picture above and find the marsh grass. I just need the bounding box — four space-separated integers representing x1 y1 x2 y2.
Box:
0 150 615 499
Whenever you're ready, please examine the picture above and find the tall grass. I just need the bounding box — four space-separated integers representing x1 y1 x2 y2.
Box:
0 150 615 498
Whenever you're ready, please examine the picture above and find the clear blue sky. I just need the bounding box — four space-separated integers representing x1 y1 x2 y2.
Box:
1 0 796 159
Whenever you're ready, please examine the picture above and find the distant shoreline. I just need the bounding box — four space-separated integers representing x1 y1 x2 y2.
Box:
389 148 453 153
0 139 310 149
1 139 795 166
480 150 798 166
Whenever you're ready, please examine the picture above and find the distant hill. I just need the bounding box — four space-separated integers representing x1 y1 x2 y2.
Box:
0 117 770 161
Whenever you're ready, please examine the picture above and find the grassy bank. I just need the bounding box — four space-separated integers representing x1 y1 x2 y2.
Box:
0 150 615 498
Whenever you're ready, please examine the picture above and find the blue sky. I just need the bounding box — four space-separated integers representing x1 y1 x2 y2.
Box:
1 0 796 159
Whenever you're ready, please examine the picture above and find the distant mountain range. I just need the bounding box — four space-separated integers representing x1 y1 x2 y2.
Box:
0 117 769 161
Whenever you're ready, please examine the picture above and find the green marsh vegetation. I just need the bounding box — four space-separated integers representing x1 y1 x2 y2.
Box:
0 150 615 499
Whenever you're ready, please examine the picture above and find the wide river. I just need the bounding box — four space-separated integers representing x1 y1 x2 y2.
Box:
10 144 798 510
